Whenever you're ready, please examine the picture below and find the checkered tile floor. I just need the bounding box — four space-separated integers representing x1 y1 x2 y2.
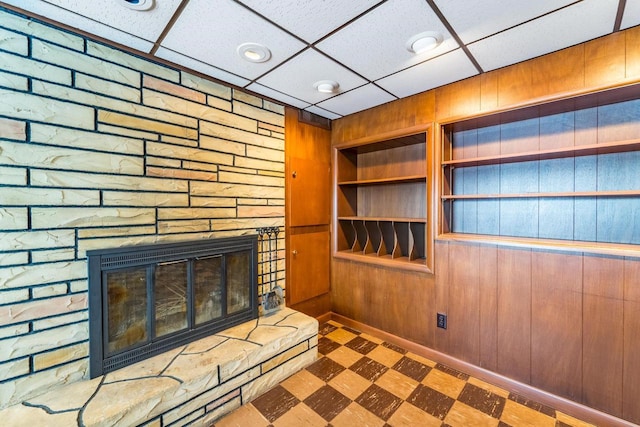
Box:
215 321 595 427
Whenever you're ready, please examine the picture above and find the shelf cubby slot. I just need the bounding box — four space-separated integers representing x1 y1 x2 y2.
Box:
409 222 426 261
393 222 410 259
365 221 383 256
379 221 396 257
353 220 373 254
338 219 358 252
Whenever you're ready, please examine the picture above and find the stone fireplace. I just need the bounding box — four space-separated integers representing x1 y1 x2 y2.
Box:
87 236 258 377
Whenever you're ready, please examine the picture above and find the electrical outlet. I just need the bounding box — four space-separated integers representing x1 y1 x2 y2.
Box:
437 313 447 329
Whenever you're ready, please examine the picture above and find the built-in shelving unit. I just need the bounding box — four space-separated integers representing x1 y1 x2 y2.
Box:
439 83 640 250
334 127 432 271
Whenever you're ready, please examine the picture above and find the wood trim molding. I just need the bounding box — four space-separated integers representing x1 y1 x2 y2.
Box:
329 312 637 427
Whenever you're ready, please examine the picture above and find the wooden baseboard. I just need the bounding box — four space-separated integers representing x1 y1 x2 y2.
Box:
329 312 636 427
315 312 332 324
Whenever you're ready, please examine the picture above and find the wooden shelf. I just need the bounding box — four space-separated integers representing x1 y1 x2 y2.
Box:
442 137 640 167
441 190 640 200
334 127 432 272
437 233 640 258
338 216 427 222
338 175 426 186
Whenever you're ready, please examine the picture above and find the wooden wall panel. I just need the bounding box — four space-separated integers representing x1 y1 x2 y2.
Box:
480 72 499 112
435 76 481 122
478 243 498 371
447 242 480 365
623 257 640 424
582 254 624 417
434 240 450 353
530 251 582 402
627 26 640 79
496 247 531 384
332 91 435 144
530 44 585 100
496 62 533 108
584 32 626 89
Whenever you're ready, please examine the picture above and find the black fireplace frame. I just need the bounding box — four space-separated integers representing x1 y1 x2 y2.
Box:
87 235 258 378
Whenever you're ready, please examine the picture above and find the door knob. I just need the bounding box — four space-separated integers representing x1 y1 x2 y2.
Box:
292 171 297 178
292 250 298 255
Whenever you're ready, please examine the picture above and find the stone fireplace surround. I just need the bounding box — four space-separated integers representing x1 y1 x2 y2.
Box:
0 308 318 426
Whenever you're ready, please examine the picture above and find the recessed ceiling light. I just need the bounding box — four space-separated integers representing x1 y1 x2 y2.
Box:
313 80 339 94
237 43 271 63
119 0 154 11
406 31 443 54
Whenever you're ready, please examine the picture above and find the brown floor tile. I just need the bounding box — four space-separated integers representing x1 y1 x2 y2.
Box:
457 382 506 419
319 323 338 336
435 363 470 380
251 385 300 423
386 401 442 427
355 384 403 421
407 384 456 420
344 336 378 355
272 402 327 427
325 345 364 368
280 369 326 401
405 352 437 367
303 385 351 422
374 369 419 400
393 355 432 381
422 368 467 399
381 341 407 354
306 357 345 382
330 402 386 427
499 399 556 427
366 344 405 368
214 403 270 427
328 369 372 400
349 356 388 382
318 336 342 355
508 393 556 417
444 401 500 427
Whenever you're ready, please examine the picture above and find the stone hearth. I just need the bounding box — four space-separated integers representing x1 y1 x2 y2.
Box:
0 308 317 427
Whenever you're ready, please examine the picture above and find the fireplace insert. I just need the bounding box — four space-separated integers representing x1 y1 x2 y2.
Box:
87 236 258 377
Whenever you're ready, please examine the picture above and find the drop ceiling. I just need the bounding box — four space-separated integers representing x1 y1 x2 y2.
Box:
2 0 638 119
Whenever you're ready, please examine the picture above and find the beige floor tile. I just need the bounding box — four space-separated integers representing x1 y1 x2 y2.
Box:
214 403 269 427
374 369 419 400
326 345 364 368
386 401 442 427
467 377 510 398
330 402 386 427
325 328 358 345
555 411 597 427
280 369 326 401
328 369 372 400
272 403 327 427
404 352 437 367
422 368 467 399
444 401 500 427
366 344 404 367
326 320 342 328
500 400 556 427
359 333 383 344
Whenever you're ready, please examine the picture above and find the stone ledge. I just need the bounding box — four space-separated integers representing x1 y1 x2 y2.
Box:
1 308 318 427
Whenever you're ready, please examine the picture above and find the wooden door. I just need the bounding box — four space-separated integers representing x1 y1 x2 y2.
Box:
288 231 330 305
288 156 330 227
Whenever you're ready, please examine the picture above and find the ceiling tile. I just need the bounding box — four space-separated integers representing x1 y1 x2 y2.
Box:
155 47 250 88
316 0 459 81
245 83 311 109
316 84 395 117
161 0 306 81
2 0 156 52
433 0 576 44
255 48 367 104
304 105 342 120
621 1 640 30
237 0 381 44
467 0 620 72
376 49 478 99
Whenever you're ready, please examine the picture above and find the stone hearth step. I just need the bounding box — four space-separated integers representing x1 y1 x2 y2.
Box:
0 308 318 427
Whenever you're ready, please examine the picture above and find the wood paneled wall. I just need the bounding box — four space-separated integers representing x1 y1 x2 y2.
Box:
331 25 640 425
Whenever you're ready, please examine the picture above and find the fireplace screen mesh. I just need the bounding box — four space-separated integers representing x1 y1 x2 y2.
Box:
89 236 258 377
